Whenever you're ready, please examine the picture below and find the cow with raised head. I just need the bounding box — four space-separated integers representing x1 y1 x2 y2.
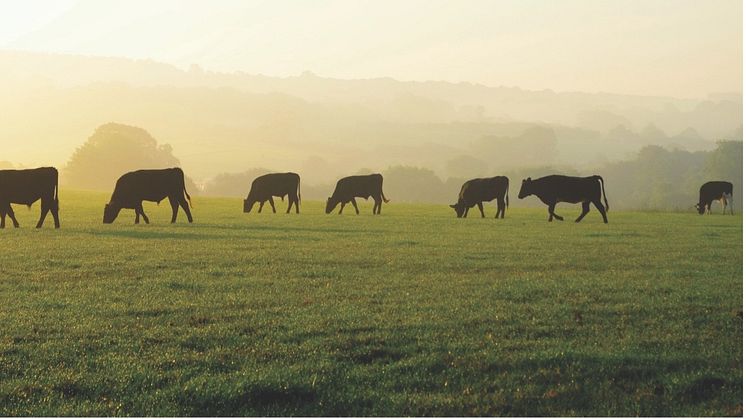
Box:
104 168 193 224
0 167 60 228
243 172 301 214
325 174 390 215
696 181 734 215
450 176 509 218
518 175 609 223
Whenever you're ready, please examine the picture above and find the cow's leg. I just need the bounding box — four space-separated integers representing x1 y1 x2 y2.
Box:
51 199 60 228
338 202 346 214
729 194 734 215
6 205 19 228
179 197 193 223
463 207 469 218
721 197 727 215
495 199 503 219
286 195 293 214
258 201 265 213
169 197 179 223
575 201 591 223
137 203 150 224
268 197 276 213
477 202 485 218
294 195 300 214
351 198 360 215
373 198 382 214
0 210 5 228
592 200 608 224
548 203 563 221
36 203 50 228
135 209 140 224
547 203 564 221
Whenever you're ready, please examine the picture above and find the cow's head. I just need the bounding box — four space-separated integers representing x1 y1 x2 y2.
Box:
449 200 467 218
325 197 337 214
695 202 705 215
518 178 532 199
243 199 255 213
103 203 121 224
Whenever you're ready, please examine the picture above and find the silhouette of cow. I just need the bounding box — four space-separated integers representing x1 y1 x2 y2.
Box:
450 176 509 218
518 175 609 223
243 172 301 214
0 167 60 228
696 181 734 215
326 174 389 214
104 168 193 224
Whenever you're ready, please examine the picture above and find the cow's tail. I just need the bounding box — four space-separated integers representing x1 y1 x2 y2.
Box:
505 178 509 208
382 190 390 203
297 181 302 205
595 175 609 211
184 186 193 208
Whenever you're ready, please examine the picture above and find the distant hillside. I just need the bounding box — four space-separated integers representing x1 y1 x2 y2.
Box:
0 50 740 183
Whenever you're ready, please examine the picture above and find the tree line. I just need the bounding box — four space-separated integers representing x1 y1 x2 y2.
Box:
57 123 741 212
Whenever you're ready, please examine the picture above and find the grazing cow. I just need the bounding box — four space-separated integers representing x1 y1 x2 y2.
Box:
103 168 193 224
518 175 609 223
450 176 509 218
243 172 301 214
696 181 734 215
0 167 60 228
325 174 390 215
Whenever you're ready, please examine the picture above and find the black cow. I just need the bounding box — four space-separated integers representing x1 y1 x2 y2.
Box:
696 181 734 215
518 175 609 223
0 167 60 228
104 168 193 224
325 174 389 215
450 176 509 218
243 172 301 214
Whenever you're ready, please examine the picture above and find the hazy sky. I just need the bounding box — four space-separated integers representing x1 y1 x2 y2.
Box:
0 0 741 98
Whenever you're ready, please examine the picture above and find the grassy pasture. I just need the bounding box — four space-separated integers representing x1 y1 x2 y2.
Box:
0 190 741 416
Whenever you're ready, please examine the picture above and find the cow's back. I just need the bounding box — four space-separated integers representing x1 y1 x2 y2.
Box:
462 176 507 203
250 172 299 198
700 181 733 197
112 168 184 205
0 167 58 205
333 174 383 199
534 175 601 203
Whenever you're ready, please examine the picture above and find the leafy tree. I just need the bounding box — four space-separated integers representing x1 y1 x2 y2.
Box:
383 165 448 203
202 168 274 197
64 123 193 192
445 155 488 179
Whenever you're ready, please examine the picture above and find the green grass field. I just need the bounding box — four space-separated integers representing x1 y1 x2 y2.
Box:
0 190 741 416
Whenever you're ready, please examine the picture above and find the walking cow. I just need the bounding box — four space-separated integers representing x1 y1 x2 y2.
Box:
518 175 609 223
696 181 734 215
450 176 509 218
103 168 193 224
243 172 301 214
0 167 60 228
325 174 390 215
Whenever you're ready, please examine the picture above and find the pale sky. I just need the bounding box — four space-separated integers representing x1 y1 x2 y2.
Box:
0 0 741 98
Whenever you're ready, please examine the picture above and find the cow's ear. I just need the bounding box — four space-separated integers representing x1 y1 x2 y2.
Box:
527 177 531 181
449 204 456 208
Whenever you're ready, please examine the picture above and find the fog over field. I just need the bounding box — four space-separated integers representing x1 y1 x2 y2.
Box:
0 0 741 208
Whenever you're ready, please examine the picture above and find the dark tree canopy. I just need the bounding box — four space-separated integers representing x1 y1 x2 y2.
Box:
64 123 185 191
202 168 274 197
